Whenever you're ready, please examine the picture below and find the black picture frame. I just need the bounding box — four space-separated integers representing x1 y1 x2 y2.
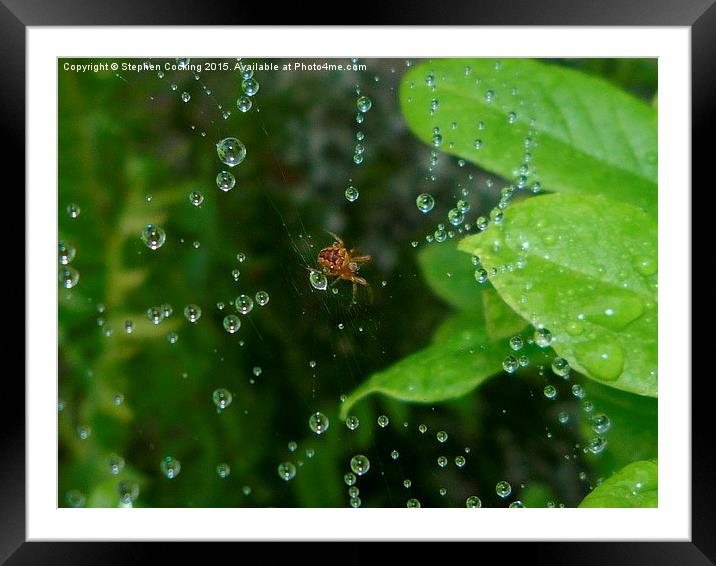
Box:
7 0 701 561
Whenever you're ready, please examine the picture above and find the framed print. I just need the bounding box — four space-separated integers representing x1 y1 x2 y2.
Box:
6 0 703 560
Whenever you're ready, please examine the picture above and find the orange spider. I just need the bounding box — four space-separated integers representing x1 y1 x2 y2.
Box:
315 232 372 303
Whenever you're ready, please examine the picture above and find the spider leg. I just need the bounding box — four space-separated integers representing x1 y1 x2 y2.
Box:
326 231 344 246
365 281 374 303
351 276 373 304
351 254 372 264
351 281 358 304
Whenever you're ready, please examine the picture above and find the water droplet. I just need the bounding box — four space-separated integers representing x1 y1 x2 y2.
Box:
167 331 179 344
485 90 495 102
216 463 231 478
403 479 412 488
466 495 482 508
242 78 260 96
67 203 81 218
309 412 330 434
490 208 504 224
448 208 464 226
345 416 360 431
495 480 512 498
107 454 125 475
189 191 204 206
509 336 524 351
406 498 421 508
236 95 252 112
543 385 557 399
533 327 554 348
571 384 586 399
223 315 241 333
287 440 297 452
58 266 79 288
418 424 427 434
474 268 488 283
115 480 140 506
455 455 466 468
558 411 570 424
235 294 254 314
160 456 181 479
255 291 270 306
184 304 202 323
140 224 166 250
356 96 372 113
573 339 624 381
212 388 232 410
216 170 236 192
586 296 645 331
344 472 356 486
391 450 399 460
509 500 525 508
590 413 611 434
377 415 389 428
146 306 163 325
503 355 519 374
635 256 657 276
551 357 571 377
309 270 328 290
437 456 448 468
586 436 608 454
436 430 448 443
350 454 370 475
58 241 76 265
180 91 190 103
345 186 359 202
216 137 247 167
277 462 296 481
507 111 517 124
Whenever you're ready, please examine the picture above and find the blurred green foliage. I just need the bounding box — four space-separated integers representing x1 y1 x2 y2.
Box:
58 57 656 508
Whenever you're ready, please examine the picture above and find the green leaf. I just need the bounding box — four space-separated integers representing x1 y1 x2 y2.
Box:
579 459 657 508
340 318 504 419
418 241 526 340
458 193 657 396
481 283 528 340
579 377 657 478
400 59 657 214
417 240 483 311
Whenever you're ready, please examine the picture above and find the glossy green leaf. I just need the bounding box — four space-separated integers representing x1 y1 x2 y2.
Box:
418 242 526 340
340 318 504 418
579 459 657 508
458 193 657 396
400 58 657 214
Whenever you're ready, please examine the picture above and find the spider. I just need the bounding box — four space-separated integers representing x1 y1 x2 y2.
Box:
312 232 372 304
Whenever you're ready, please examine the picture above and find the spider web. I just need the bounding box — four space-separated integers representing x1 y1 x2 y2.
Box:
58 56 608 510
